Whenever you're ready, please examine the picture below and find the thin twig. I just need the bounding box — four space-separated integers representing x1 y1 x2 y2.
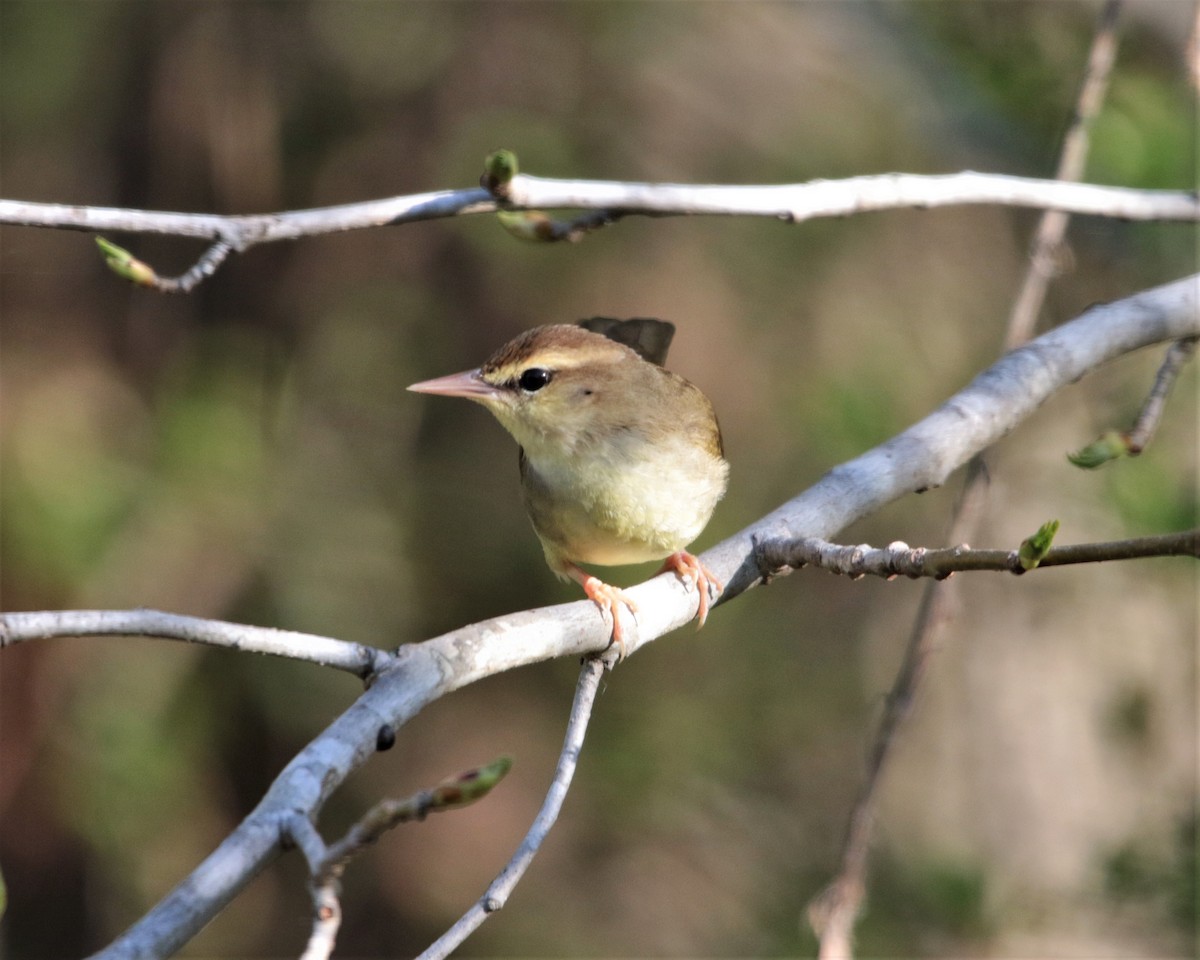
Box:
150 240 235 293
417 656 610 960
299 882 342 960
0 608 390 679
3 170 1196 291
289 760 513 960
1127 335 1199 452
1005 0 1123 349
320 757 514 882
1188 0 1200 92
755 529 1197 580
286 814 330 875
283 815 340 960
0 188 496 241
1069 333 1199 467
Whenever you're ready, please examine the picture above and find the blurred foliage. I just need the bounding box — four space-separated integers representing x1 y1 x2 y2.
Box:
855 856 993 956
1103 811 1198 934
0 2 1195 958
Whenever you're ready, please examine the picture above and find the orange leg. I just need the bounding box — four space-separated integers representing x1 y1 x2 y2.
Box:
659 551 723 628
563 563 638 659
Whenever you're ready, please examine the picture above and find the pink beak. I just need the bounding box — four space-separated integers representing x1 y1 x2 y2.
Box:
407 368 501 401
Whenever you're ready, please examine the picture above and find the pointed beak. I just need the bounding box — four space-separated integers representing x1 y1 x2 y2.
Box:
407 368 501 401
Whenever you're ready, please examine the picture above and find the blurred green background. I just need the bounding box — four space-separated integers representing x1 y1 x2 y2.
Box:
0 2 1195 957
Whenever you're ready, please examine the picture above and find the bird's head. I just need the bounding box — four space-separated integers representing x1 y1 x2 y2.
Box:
407 324 649 454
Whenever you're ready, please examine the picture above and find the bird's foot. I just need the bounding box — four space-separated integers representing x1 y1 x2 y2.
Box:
569 568 638 660
660 551 723 628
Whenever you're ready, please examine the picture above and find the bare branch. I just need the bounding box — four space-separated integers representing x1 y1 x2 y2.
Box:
298 883 341 960
0 608 390 679
95 236 235 292
1189 0 1200 92
4 175 1192 241
319 757 514 881
1005 0 1123 348
2 170 1195 291
500 171 1198 222
1128 335 1199 453
755 529 1198 580
287 759 512 960
418 657 609 960
57 273 1197 960
0 188 496 242
148 240 236 293
1069 334 1199 467
283 815 340 960
285 814 330 875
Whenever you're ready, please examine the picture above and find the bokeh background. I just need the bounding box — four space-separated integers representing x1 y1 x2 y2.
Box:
0 2 1195 957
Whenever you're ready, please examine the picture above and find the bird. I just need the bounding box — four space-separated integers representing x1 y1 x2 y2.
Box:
408 317 729 657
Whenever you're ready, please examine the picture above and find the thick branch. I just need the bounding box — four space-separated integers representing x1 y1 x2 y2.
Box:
52 273 1197 960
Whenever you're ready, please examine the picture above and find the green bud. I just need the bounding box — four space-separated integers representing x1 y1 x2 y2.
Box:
1067 431 1130 468
496 210 557 242
95 236 157 286
430 755 514 810
1018 519 1060 570
481 149 519 195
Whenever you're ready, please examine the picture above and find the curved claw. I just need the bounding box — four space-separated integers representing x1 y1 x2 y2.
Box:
661 551 723 628
582 577 639 659
563 563 638 659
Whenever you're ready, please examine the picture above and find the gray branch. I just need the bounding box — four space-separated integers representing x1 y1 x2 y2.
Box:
0 608 389 679
5 170 1192 292
0 172 1193 271
753 530 1199 580
503 171 1199 222
0 188 496 244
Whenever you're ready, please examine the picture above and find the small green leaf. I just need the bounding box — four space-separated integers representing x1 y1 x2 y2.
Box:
1018 519 1060 570
1068 430 1131 468
95 236 157 286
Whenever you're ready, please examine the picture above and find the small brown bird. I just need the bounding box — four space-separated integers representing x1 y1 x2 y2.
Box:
408 318 728 656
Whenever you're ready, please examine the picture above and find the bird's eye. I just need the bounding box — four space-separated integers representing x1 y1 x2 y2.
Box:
518 367 553 392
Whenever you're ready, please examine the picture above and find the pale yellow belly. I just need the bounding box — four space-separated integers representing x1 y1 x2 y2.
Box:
521 445 727 572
